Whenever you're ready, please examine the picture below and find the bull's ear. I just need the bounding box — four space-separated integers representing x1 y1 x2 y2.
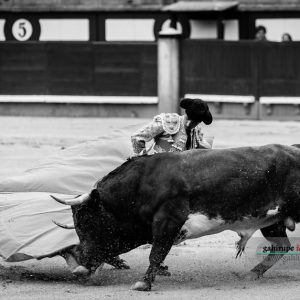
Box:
87 189 102 207
90 189 100 199
88 188 110 209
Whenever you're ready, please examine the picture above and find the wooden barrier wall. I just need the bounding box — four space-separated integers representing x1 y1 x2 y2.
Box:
181 40 300 120
0 42 157 96
1 39 300 119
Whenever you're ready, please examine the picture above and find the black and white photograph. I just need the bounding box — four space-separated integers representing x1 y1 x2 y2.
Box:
1 0 300 299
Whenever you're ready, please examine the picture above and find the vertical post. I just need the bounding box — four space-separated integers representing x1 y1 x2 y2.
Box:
158 27 181 114
217 15 224 40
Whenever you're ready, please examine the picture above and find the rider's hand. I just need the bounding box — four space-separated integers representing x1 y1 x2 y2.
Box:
139 149 148 156
129 149 147 160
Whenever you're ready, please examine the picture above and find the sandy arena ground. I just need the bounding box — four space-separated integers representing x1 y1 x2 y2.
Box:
1 116 300 300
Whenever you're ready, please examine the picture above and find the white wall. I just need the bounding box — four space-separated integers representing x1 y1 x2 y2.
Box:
105 19 155 41
0 17 239 42
39 19 89 41
189 19 239 40
190 20 217 39
224 20 239 40
0 20 5 41
256 19 300 41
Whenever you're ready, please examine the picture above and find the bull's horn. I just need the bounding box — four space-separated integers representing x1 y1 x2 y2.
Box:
50 193 90 206
52 220 75 229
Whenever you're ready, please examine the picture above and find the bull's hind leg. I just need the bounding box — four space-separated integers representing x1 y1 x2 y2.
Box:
132 203 188 291
249 221 291 279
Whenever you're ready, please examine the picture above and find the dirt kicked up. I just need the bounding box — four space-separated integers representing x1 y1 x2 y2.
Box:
0 116 300 300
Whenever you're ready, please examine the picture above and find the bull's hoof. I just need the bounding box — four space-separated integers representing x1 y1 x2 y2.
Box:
131 281 151 291
72 265 90 277
106 257 131 270
157 265 171 276
94 264 104 277
115 260 130 270
244 271 261 281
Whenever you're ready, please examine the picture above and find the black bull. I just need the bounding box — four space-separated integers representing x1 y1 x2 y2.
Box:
53 144 300 291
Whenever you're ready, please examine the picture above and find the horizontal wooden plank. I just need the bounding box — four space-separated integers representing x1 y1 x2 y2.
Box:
0 0 165 11
260 97 300 104
185 94 255 103
0 95 158 104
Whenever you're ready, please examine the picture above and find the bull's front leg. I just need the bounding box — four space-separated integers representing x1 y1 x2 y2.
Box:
71 243 102 274
71 245 130 277
105 256 130 269
132 205 187 291
131 231 176 291
62 251 90 276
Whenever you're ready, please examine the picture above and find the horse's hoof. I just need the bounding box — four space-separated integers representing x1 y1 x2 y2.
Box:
244 272 260 281
131 281 151 291
72 265 90 276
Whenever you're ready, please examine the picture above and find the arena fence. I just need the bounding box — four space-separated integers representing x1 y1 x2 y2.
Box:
0 41 158 117
180 40 300 120
1 39 300 119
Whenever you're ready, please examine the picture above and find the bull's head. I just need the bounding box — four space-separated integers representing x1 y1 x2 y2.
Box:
52 189 120 270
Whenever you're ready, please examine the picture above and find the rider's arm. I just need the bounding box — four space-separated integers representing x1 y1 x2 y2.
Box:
131 115 165 155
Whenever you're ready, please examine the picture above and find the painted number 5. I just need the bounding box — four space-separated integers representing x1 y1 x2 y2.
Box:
12 19 33 41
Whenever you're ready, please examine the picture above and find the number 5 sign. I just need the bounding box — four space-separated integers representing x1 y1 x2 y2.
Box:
4 17 41 41
12 19 33 41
